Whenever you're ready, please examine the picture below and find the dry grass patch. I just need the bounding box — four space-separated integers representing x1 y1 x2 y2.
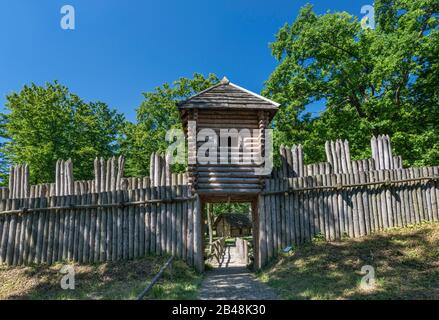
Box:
0 256 202 300
258 222 439 300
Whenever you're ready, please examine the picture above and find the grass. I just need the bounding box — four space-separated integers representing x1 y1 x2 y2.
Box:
0 255 202 300
258 222 439 300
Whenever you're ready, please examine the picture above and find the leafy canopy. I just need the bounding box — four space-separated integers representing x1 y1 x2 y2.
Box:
0 82 125 184
263 0 439 166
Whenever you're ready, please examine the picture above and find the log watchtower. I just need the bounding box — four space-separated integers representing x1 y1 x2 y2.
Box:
178 77 280 203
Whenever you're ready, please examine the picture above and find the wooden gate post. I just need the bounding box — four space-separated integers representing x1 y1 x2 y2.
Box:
255 194 266 270
193 193 204 272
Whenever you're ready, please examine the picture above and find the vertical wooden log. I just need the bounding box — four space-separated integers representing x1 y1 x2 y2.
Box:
41 190 51 264
52 194 61 264
258 191 266 269
18 198 28 265
374 171 383 230
304 177 312 240
298 145 304 177
138 187 145 257
45 185 55 265
110 189 117 261
181 179 188 260
417 168 427 221
422 167 433 222
315 175 324 237
126 189 134 259
150 183 157 256
264 179 273 257
89 193 97 262
371 136 378 169
99 158 105 192
320 174 328 240
0 200 10 264
336 174 345 237
275 178 282 248
8 166 13 199
377 170 388 228
401 169 411 225
411 168 421 223
62 188 72 260
94 158 100 194
25 188 36 264
361 171 371 235
35 188 45 263
325 141 332 173
116 189 123 260
369 171 378 232
143 179 151 256
171 174 177 257
99 191 107 261
186 185 194 265
165 172 172 255
330 174 339 239
433 166 439 221
384 170 394 227
428 167 438 221
281 178 288 246
287 178 295 245
75 192 84 263
175 175 182 258
81 191 90 263
350 163 360 237
93 189 101 263
297 177 306 242
393 170 402 227
14 199 24 265
105 189 112 261
193 194 203 272
160 161 167 255
132 187 139 259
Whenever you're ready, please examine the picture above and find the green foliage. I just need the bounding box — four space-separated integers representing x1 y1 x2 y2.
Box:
0 82 125 184
121 73 219 177
211 203 251 216
264 1 439 166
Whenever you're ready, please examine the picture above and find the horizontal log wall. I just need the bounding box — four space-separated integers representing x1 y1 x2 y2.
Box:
258 166 439 268
193 109 265 194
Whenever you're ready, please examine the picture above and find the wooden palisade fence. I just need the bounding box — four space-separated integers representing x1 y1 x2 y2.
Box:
0 154 203 271
258 135 439 268
1 135 438 271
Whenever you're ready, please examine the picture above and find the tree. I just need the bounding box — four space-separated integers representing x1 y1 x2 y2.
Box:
0 82 125 184
263 0 439 166
121 73 219 177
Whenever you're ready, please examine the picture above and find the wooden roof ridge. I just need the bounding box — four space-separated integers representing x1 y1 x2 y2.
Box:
213 212 252 228
177 76 280 109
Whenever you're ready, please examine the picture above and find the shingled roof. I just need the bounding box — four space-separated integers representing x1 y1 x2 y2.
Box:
213 213 252 229
178 77 280 110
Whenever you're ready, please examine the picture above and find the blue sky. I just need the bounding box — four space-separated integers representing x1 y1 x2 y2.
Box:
0 0 370 122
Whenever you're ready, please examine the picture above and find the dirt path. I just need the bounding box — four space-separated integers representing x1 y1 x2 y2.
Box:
198 246 279 300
